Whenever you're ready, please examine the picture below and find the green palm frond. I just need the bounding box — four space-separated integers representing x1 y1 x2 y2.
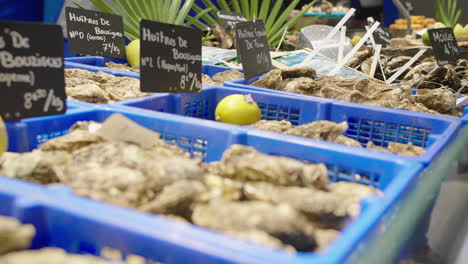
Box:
84 0 200 41
191 0 319 47
435 0 462 28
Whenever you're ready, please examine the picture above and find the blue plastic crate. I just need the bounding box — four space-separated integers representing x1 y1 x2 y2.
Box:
115 86 462 165
0 177 270 264
65 61 140 78
6 108 239 161
225 78 468 123
64 56 125 66
0 106 424 264
4 100 95 152
65 60 239 79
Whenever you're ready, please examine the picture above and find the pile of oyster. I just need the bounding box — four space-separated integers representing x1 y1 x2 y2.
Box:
105 61 140 73
402 58 468 94
0 216 141 264
104 61 245 87
66 68 244 103
251 67 461 116
253 120 425 157
202 69 244 85
0 116 382 253
346 47 468 94
65 68 148 103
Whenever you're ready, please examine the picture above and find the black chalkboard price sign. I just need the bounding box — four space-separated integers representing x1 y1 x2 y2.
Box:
428 28 460 66
0 20 66 121
235 20 272 80
373 27 392 47
216 11 248 31
65 7 126 58
140 20 202 93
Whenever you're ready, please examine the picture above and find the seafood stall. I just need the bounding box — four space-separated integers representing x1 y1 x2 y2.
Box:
0 0 468 263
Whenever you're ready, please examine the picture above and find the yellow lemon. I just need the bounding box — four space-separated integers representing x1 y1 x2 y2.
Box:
215 94 262 125
433 22 446 29
351 36 362 46
0 117 8 155
126 39 140 67
454 24 464 36
464 25 468 36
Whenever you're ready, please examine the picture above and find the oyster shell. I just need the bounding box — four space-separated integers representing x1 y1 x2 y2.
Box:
251 69 282 89
192 200 318 251
0 216 35 255
211 69 244 84
0 248 122 264
243 182 363 217
65 69 147 103
281 67 317 79
218 145 330 189
252 120 293 133
106 61 140 73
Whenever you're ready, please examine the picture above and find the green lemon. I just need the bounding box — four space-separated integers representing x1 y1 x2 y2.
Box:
0 117 8 155
422 31 431 46
126 39 140 67
215 94 262 125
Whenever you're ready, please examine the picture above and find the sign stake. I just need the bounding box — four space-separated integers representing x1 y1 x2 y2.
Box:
337 26 347 64
276 27 289 52
386 48 427 84
329 22 380 76
369 44 382 78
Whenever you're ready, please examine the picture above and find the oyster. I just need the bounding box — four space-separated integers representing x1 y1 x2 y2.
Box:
139 180 206 218
281 67 317 79
105 61 140 73
218 145 330 189
282 77 316 93
198 70 244 85
0 150 67 184
202 74 218 85
251 69 283 89
387 142 425 157
192 200 318 251
243 182 364 217
252 120 293 133
66 84 109 103
0 216 35 255
413 88 457 113
201 174 244 202
211 69 244 84
0 248 123 264
65 69 148 103
285 121 348 141
315 229 340 252
367 141 425 157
